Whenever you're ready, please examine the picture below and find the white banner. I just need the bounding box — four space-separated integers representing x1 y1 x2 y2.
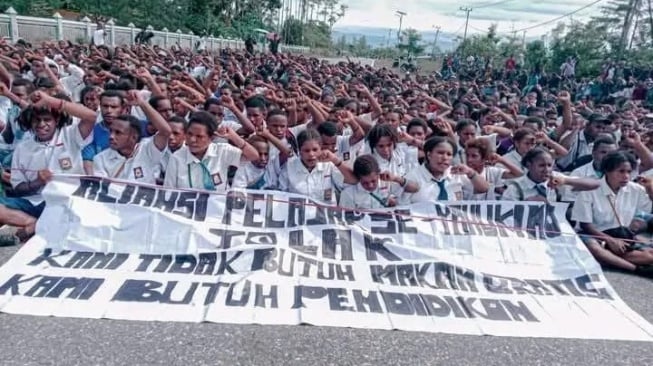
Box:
0 176 652 341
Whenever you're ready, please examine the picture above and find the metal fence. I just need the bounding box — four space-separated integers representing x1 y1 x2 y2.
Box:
0 7 310 54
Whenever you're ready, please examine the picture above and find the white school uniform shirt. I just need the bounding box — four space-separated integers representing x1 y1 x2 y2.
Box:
92 29 106 46
339 180 404 210
556 131 592 170
232 158 279 190
561 161 602 201
163 142 242 192
370 149 408 178
11 122 92 204
462 166 506 200
572 179 652 232
503 150 525 173
502 173 561 202
59 64 85 102
278 157 343 204
93 138 164 184
401 164 465 204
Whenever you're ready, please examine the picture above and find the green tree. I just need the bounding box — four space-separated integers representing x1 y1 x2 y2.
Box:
397 28 424 55
525 40 547 71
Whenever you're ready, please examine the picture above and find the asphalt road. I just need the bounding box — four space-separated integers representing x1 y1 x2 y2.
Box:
0 244 652 366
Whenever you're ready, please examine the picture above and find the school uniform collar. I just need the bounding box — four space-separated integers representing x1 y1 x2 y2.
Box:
373 149 396 163
183 143 218 164
598 177 630 198
106 144 141 162
419 164 452 183
524 173 547 188
295 158 326 174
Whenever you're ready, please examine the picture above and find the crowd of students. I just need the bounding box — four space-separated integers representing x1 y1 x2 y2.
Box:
1 38 653 277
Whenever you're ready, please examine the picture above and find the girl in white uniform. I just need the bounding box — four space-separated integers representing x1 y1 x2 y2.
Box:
572 151 653 276
463 138 523 200
279 129 358 205
339 154 419 209
164 111 260 191
402 136 490 204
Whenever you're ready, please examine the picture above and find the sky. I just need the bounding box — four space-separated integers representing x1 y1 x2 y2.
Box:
336 0 604 36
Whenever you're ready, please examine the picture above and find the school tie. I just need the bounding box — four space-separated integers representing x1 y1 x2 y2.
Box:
436 180 449 201
534 184 547 198
199 160 216 191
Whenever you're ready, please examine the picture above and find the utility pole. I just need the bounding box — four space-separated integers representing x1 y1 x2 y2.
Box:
522 30 527 49
395 10 407 46
432 25 441 57
460 7 472 56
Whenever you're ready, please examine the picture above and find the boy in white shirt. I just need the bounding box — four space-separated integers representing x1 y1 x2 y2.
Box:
232 128 293 190
93 91 171 184
0 92 97 244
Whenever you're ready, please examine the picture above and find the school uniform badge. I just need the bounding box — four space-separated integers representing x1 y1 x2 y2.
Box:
58 157 72 170
343 152 350 161
324 188 333 201
212 173 223 186
133 167 144 179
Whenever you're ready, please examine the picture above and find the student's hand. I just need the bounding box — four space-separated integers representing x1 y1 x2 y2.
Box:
482 125 495 135
215 126 234 139
125 90 143 106
557 91 571 105
397 130 413 144
379 171 397 182
320 150 337 163
0 83 9 96
386 195 398 207
605 237 629 255
622 130 642 147
451 164 474 177
37 169 53 184
535 131 550 144
30 91 53 109
547 175 566 189
220 95 236 110
135 67 152 80
487 152 502 165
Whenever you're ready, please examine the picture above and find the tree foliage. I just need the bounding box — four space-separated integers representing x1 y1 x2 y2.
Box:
1 0 346 46
397 28 425 55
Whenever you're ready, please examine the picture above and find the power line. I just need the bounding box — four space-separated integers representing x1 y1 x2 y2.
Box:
471 0 515 9
510 0 604 33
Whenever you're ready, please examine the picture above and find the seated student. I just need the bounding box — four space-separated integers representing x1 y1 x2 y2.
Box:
0 92 96 244
317 116 365 166
93 91 171 184
339 154 418 209
502 128 537 173
464 138 523 200
163 111 259 191
402 136 490 204
572 151 653 276
232 128 292 190
502 147 600 202
279 129 357 204
156 116 187 184
562 135 618 202
364 123 415 178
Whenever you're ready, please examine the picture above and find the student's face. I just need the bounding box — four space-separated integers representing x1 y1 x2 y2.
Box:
322 95 335 108
592 143 617 167
31 112 57 141
247 107 265 127
465 147 484 169
374 136 394 160
155 99 174 121
267 115 288 139
385 113 401 129
515 134 536 155
168 122 185 151
206 104 224 122
11 86 28 102
83 90 100 111
109 120 137 152
426 142 454 174
299 139 321 169
320 134 337 153
100 96 125 125
359 172 379 192
251 141 269 169
452 108 465 121
523 122 540 131
606 162 633 189
586 122 609 138
458 125 476 145
185 123 212 156
31 60 44 76
408 126 426 141
620 120 635 135
345 102 358 115
525 154 554 183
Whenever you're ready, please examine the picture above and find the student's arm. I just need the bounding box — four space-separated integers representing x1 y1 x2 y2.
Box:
354 84 382 119
552 91 573 142
558 175 600 191
458 164 490 193
258 128 293 165
220 95 255 134
536 131 568 157
216 126 259 162
135 67 164 97
492 153 524 179
304 97 326 125
483 124 512 138
343 111 365 146
129 90 171 151
323 150 357 185
381 171 419 193
32 92 97 139
0 83 28 109
623 132 653 172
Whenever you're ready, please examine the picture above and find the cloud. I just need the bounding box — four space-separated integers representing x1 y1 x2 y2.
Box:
336 0 601 35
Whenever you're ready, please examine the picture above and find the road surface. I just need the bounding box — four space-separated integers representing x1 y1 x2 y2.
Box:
0 245 651 366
